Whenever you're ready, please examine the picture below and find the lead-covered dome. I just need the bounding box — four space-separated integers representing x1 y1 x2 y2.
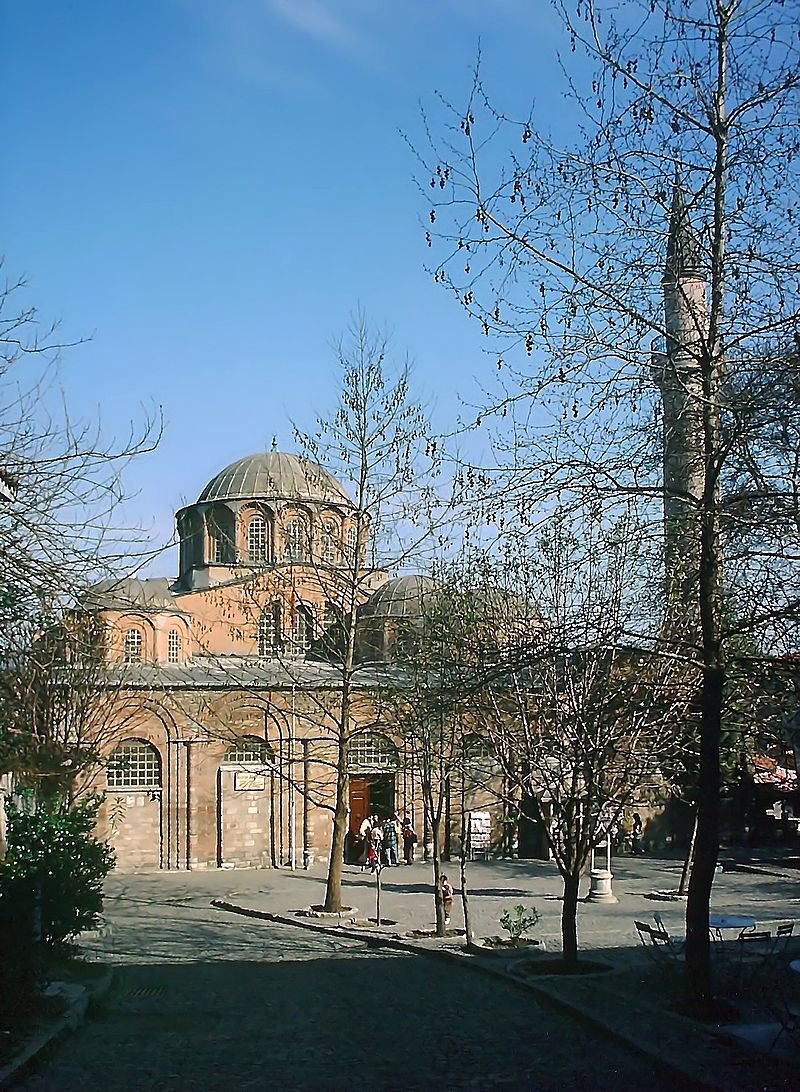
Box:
360 575 437 620
198 452 352 506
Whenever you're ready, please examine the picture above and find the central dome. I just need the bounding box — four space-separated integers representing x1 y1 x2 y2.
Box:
198 452 352 506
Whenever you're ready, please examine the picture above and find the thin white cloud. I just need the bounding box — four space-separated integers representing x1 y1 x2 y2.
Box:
264 0 361 50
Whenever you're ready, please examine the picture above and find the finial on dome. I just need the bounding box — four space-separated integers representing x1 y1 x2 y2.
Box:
664 168 703 283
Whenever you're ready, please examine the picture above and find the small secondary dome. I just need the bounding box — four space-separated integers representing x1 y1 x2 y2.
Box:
198 452 352 506
361 575 437 620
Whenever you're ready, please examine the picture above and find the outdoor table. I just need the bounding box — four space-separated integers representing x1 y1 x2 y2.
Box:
709 914 756 932
789 960 800 975
708 914 756 949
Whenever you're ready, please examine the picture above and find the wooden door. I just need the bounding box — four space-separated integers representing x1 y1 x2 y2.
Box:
349 777 369 835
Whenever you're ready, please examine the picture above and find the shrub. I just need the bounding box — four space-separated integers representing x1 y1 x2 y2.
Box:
499 904 540 943
0 795 115 951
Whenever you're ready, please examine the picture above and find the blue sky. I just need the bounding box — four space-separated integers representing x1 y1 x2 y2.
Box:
3 1 572 572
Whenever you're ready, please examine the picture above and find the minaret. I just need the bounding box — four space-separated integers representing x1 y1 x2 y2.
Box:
654 175 708 633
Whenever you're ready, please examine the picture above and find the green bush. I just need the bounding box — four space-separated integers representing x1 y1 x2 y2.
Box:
499 904 540 942
0 795 115 950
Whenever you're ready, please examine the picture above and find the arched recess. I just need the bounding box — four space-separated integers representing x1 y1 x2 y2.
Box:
105 737 164 872
239 502 274 564
119 613 156 664
208 503 236 565
282 507 312 563
346 732 400 861
102 701 190 872
216 718 277 870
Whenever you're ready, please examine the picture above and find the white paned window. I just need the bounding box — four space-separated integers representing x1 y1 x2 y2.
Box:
284 518 308 563
291 604 314 654
123 628 143 663
167 629 181 664
348 732 399 771
345 524 358 563
248 516 268 562
107 740 161 790
225 737 273 766
321 521 338 565
258 603 281 658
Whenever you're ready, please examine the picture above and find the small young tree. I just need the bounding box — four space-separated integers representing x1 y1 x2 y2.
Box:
383 576 470 936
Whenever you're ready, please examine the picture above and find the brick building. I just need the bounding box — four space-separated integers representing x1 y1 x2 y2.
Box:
86 451 493 872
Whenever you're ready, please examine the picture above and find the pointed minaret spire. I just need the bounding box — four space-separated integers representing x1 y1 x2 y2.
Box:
663 170 703 282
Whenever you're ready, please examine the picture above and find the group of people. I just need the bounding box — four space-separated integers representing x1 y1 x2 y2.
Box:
357 814 418 871
609 812 646 856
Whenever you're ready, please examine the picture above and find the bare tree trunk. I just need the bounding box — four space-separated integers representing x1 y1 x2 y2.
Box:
678 807 699 897
431 814 446 936
685 666 723 1010
561 872 580 966
323 737 349 913
459 784 475 948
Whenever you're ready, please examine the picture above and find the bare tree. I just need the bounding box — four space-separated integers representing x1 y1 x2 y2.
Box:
0 598 144 810
183 316 444 911
416 0 800 1007
415 509 693 964
0 272 160 604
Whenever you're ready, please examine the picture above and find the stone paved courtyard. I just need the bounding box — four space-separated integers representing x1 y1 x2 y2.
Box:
19 851 800 1090
19 868 694 1092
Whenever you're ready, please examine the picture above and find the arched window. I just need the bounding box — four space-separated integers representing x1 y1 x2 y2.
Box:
321 521 338 565
224 736 274 766
345 524 358 563
462 734 497 784
167 629 181 664
123 628 143 663
210 507 235 565
291 603 314 655
284 518 308 563
348 732 399 771
258 603 281 658
107 739 161 790
248 515 268 563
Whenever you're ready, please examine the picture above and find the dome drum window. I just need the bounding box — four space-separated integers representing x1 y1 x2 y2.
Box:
348 732 400 772
284 518 309 563
107 740 161 791
248 515 270 563
321 521 339 565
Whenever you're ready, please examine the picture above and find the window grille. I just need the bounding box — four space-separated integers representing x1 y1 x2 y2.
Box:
321 521 338 564
123 628 143 663
291 604 314 654
225 737 273 765
107 740 161 790
248 516 268 562
258 603 281 657
284 518 308 563
349 732 399 771
167 629 181 664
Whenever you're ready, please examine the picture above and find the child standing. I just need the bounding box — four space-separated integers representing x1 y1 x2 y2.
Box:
441 874 454 926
